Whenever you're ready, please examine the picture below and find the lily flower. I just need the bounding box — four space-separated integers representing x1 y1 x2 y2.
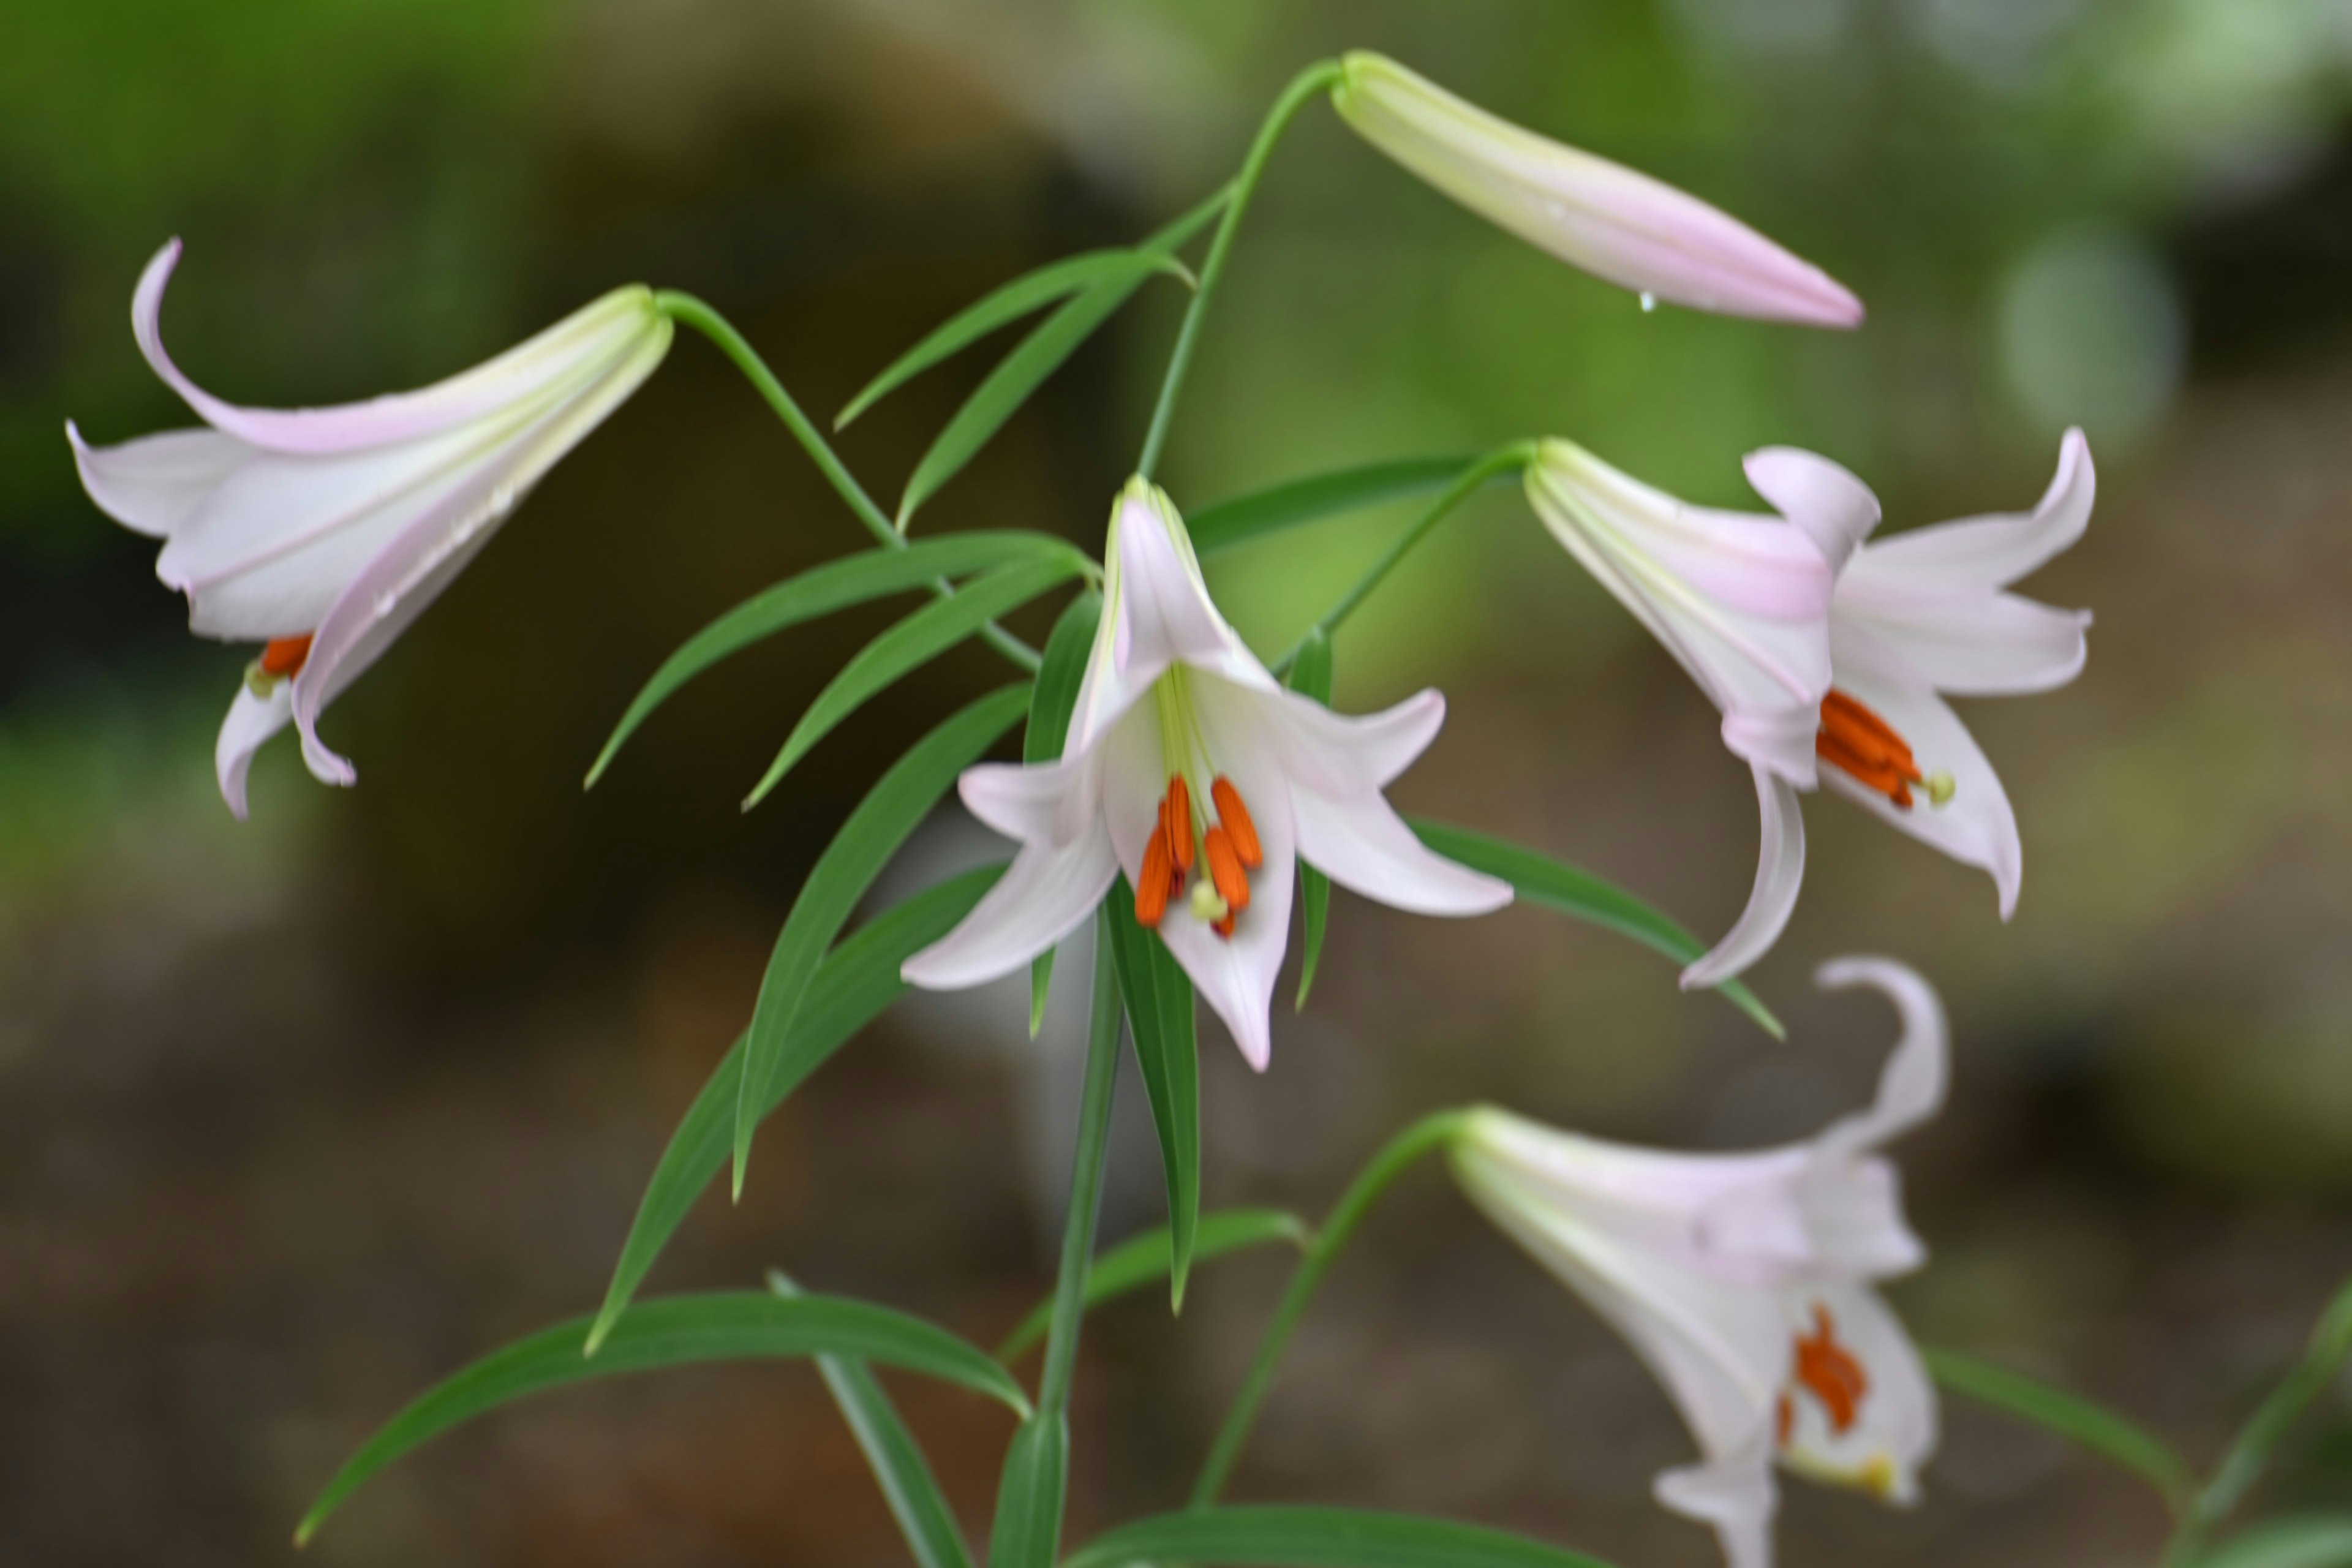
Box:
902 477 1511 1069
68 239 673 816
1449 956 1947 1568
1527 432 2093 986
1329 52 1862 328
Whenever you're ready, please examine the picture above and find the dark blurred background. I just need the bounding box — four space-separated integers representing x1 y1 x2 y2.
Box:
7 1 2352 1564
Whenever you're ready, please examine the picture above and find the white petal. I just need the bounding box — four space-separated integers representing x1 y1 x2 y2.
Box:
1812 958 1950 1159
1837 428 2094 595
1683 765 1807 989
1291 783 1512 915
214 677 295 820
1261 684 1445 793
957 750 1102 849
1743 447 1880 576
1776 1283 1936 1505
1832 587 2089 698
67 421 251 539
900 827 1120 990
1656 1446 1780 1568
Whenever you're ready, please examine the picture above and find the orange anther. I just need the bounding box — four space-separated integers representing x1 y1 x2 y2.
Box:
1790 1303 1869 1436
1776 1393 1795 1449
1136 831 1173 929
1166 777 1195 872
1205 826 1251 913
260 635 315 678
1210 777 1261 868
1212 913 1235 940
1817 690 1923 810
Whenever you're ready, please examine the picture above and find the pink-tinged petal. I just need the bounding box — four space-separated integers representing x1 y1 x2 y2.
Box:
1834 587 2089 698
1743 448 1880 575
1812 957 1950 1161
1720 703 1823 789
1290 783 1512 916
957 751 1102 849
1333 53 1863 329
288 320 672 784
67 421 251 539
131 240 660 456
214 677 295 820
1821 635 2021 919
1654 1447 1779 1568
1683 765 1807 990
1839 428 2094 596
1776 1281 1936 1505
1262 684 1444 794
900 827 1121 990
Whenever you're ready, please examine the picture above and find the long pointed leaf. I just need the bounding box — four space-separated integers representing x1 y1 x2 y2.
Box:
746 554 1085 807
1286 629 1335 1011
1405 818 1783 1039
1188 456 1510 556
1104 889 1200 1310
589 533 1073 786
772 1272 975 1568
298 1292 1028 1546
734 685 1030 1197
1924 1345 2195 1509
1063 1507 1622 1568
994 1207 1313 1363
2203 1517 2352 1568
985 1413 1068 1568
1023 591 1102 1036
589 867 1001 1353
839 250 1193 431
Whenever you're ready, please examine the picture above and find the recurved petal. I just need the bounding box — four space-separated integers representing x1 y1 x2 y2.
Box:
1743 448 1880 576
67 421 251 539
1654 1447 1779 1568
1683 765 1807 990
214 677 295 821
1262 684 1445 793
1812 957 1951 1160
1838 428 2094 595
1833 587 2089 697
1290 782 1512 916
900 827 1121 990
958 752 1102 849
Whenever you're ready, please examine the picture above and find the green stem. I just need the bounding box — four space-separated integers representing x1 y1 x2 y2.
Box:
655 290 1043 673
1038 910 1128 1417
1136 59 1344 481
1272 442 1536 676
1189 1108 1471 1506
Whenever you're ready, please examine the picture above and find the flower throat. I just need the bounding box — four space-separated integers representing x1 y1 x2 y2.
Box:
1136 665 1263 939
1818 690 1954 810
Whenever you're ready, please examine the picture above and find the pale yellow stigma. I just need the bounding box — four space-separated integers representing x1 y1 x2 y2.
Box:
1924 771 1956 808
1188 881 1230 924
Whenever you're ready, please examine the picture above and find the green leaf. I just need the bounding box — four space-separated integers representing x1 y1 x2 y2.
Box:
587 532 1074 788
994 1207 1313 1363
1924 1346 2195 1508
1188 456 1509 556
771 1272 974 1568
2202 1517 2352 1568
735 684 1030 1198
298 1292 1029 1547
1062 1507 1623 1568
838 250 1194 432
1103 886 1200 1310
1285 628 1335 1011
985 1413 1068 1568
588 867 1000 1354
1405 818 1783 1039
1022 590 1102 1036
2202 1275 2352 1526
744 553 1085 808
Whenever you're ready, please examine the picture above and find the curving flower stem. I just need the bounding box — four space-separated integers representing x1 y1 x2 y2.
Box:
1272 442 1537 677
1137 59 1346 482
654 290 1044 673
1189 1107 1471 1506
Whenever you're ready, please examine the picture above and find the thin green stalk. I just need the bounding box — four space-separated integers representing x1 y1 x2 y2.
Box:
1039 910 1128 1417
1272 442 1536 676
1136 59 1344 481
1189 1108 1471 1506
655 291 1043 673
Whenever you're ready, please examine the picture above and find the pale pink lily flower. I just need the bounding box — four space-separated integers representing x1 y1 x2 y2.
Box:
68 240 673 817
902 477 1511 1069
1449 956 1947 1568
1330 52 1863 328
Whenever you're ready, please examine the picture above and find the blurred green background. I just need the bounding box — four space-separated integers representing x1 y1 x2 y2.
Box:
6 0 2352 1562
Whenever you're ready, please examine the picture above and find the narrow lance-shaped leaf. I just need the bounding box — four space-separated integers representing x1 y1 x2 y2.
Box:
1061 1506 1624 1568
986 1413 1069 1568
1188 454 1506 556
589 532 1074 786
1022 590 1102 1036
995 1208 1314 1363
1923 1346 2195 1510
588 867 1001 1354
298 1293 1030 1547
1406 818 1783 1039
745 552 1086 808
771 1272 974 1568
2200 1516 2352 1568
1104 886 1200 1310
735 684 1031 1197
839 250 1195 431
1286 628 1335 1011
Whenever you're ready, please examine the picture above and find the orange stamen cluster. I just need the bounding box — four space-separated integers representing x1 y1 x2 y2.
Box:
259 635 315 679
1779 1303 1869 1441
1817 689 1923 809
1134 774 1262 940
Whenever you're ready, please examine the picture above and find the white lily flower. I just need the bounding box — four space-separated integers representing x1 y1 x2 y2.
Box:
1449 956 1948 1568
68 239 673 817
1330 52 1863 328
902 477 1511 1069
1528 433 2093 986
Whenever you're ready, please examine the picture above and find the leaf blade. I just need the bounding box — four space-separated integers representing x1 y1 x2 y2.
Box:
1924 1345 2195 1508
1187 456 1505 556
984 1413 1068 1568
1062 1506 1623 1568
1104 887 1200 1310
1023 590 1103 1035
993 1207 1313 1363
2202 1516 2352 1568
1284 628 1336 1011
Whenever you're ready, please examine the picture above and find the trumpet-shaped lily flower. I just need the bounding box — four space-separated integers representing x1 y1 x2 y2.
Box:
902 477 1511 1069
1449 956 1947 1568
1330 52 1862 328
68 239 673 816
1527 433 2092 986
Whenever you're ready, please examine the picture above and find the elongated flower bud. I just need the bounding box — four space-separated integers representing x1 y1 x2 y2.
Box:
1330 52 1863 328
